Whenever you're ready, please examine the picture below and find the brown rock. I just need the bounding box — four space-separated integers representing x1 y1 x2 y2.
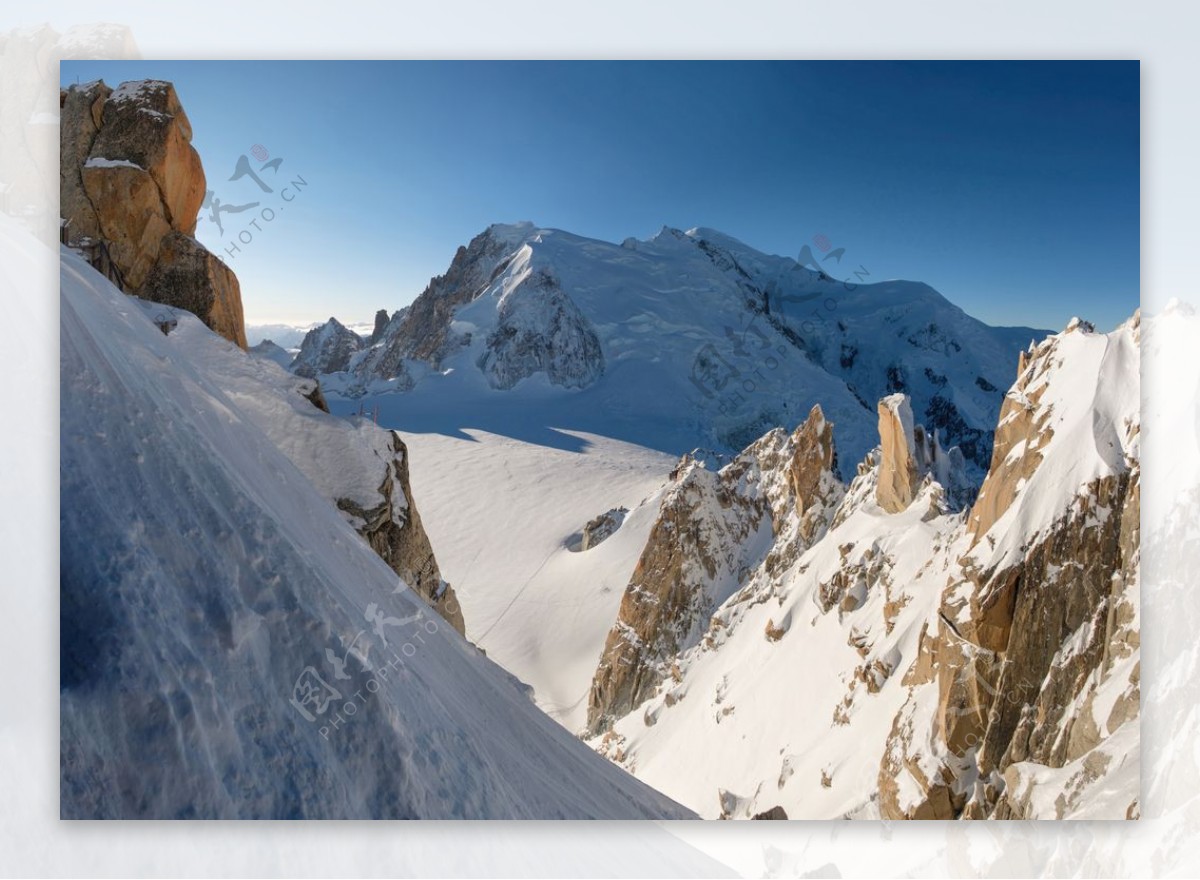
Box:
62 78 247 349
140 231 247 349
586 406 841 735
876 394 920 513
967 342 1054 542
80 163 172 291
59 81 111 244
337 433 466 636
89 79 205 234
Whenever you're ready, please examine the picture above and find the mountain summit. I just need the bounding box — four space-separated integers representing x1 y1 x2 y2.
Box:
302 223 1045 477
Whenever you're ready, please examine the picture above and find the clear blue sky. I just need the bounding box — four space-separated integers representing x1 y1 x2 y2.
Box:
60 61 1139 331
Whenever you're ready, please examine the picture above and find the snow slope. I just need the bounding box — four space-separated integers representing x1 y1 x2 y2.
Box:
59 248 692 819
354 414 679 734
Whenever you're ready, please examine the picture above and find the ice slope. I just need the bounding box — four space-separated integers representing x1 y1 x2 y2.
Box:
59 248 692 819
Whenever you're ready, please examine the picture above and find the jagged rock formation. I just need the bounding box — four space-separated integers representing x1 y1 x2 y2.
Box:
586 405 842 735
876 393 970 514
478 266 604 390
586 316 1139 821
60 79 246 348
353 226 519 383
876 314 1142 820
367 308 390 345
335 432 466 635
290 317 364 378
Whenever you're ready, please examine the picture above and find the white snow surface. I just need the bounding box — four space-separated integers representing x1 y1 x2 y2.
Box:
82 156 144 170
380 421 677 734
59 248 691 819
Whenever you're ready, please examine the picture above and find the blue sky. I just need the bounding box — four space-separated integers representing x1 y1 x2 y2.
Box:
60 61 1139 331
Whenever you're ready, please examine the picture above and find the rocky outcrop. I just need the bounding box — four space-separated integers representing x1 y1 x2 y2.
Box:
140 231 246 348
358 225 519 379
61 79 247 348
877 314 1141 820
290 317 364 378
368 309 390 345
478 266 605 390
586 405 841 735
876 393 970 514
336 432 465 635
876 394 921 513
89 80 205 234
577 507 628 551
59 80 111 245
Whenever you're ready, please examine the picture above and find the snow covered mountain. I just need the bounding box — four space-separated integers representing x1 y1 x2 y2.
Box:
586 313 1140 820
304 222 1044 477
289 316 365 378
59 249 692 819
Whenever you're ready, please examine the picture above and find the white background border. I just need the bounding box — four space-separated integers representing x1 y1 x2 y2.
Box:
2 2 1195 876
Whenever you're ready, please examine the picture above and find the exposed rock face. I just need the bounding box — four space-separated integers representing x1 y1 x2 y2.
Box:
60 79 247 348
877 314 1141 821
59 80 111 245
290 317 364 379
967 326 1066 541
368 308 390 345
876 392 970 514
140 231 247 348
361 226 517 375
876 394 920 513
336 432 466 635
89 80 205 234
80 161 172 290
478 266 605 390
586 405 842 735
577 507 628 551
